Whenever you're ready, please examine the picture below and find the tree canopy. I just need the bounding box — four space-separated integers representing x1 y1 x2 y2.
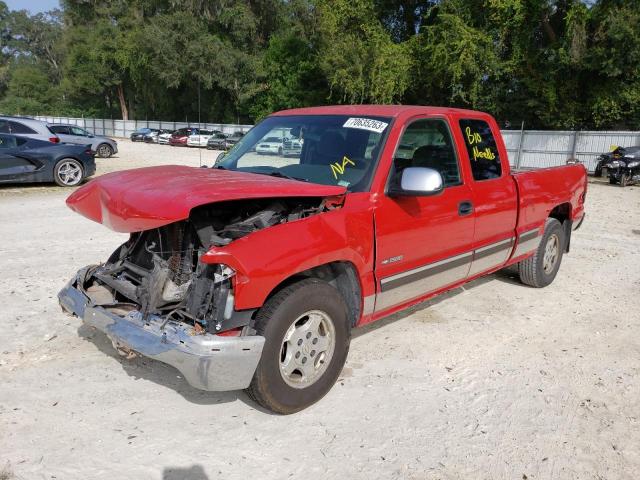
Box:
0 0 638 129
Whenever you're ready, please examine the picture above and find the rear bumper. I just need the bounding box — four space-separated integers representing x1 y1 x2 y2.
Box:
84 158 97 177
58 268 265 391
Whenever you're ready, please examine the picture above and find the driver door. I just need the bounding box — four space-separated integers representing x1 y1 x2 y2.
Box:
374 117 475 312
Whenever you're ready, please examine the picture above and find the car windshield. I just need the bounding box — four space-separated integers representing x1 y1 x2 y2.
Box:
216 115 390 192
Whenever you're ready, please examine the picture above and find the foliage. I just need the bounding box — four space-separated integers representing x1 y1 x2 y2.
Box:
0 0 638 129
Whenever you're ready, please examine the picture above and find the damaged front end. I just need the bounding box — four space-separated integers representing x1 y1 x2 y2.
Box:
59 197 335 391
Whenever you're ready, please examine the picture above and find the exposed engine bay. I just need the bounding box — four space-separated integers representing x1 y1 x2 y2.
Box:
77 197 336 334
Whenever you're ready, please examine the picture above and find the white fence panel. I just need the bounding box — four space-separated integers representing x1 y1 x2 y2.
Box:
501 129 640 172
36 116 252 139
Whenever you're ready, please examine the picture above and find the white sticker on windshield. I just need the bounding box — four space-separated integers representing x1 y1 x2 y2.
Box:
343 117 388 134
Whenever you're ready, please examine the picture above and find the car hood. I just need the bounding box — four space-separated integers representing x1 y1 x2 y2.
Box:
66 165 346 233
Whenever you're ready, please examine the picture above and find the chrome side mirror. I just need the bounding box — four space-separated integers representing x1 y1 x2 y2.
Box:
389 167 444 197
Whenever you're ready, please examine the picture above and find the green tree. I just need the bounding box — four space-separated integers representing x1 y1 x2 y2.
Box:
317 0 412 104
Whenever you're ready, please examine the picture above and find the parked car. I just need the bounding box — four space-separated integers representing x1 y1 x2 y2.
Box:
599 146 640 186
48 124 118 158
187 129 215 147
206 132 229 150
144 129 173 144
0 133 95 186
256 136 285 155
0 116 60 143
59 105 587 414
157 130 174 145
169 128 196 146
131 128 156 142
225 131 244 147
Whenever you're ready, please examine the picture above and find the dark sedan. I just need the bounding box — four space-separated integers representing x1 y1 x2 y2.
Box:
206 132 229 150
130 128 156 142
0 134 96 187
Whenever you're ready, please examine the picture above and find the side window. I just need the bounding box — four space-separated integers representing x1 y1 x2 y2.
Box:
0 134 18 149
50 125 69 134
0 120 9 134
459 119 502 180
9 121 37 134
70 127 86 136
392 118 461 187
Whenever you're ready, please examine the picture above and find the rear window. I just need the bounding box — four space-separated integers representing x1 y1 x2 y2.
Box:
9 121 37 134
459 119 502 180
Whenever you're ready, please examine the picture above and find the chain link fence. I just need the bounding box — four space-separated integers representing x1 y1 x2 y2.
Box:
35 115 640 174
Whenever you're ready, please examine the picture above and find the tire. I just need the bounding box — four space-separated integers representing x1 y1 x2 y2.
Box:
518 218 564 288
97 143 113 158
53 158 84 187
620 174 629 187
246 278 351 414
609 176 618 185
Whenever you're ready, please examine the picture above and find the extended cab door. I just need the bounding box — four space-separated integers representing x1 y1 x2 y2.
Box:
373 117 475 312
455 116 518 276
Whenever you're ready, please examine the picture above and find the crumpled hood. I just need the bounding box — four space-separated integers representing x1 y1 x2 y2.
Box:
66 165 346 233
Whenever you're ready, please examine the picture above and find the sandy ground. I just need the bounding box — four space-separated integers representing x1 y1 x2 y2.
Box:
1 140 639 480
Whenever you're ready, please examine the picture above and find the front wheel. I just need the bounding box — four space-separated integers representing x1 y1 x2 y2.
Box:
620 173 629 187
246 278 351 414
518 218 564 288
53 158 84 187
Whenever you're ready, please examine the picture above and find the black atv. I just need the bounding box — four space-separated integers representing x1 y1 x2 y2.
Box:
595 146 640 186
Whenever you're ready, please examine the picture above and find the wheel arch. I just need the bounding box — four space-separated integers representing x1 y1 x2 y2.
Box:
261 261 363 328
548 202 572 252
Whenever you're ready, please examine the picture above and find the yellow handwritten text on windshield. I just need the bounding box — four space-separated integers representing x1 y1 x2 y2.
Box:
330 156 355 179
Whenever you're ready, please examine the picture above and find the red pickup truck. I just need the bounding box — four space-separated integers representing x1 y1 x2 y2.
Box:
59 106 587 413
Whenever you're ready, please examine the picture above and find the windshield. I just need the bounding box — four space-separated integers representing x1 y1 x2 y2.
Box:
216 115 390 192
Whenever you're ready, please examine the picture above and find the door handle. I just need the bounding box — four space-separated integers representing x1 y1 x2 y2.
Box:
458 201 474 216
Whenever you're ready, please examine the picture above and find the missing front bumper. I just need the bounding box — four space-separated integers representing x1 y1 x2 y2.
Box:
58 270 265 391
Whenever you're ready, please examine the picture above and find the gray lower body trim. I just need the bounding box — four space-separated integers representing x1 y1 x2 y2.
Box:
377 252 473 311
468 237 514 277
58 269 265 392
376 234 526 312
513 228 542 258
362 294 376 315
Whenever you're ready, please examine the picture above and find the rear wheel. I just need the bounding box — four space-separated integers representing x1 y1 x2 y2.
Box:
53 158 84 187
246 278 351 414
609 176 618 185
97 143 113 158
518 218 564 288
